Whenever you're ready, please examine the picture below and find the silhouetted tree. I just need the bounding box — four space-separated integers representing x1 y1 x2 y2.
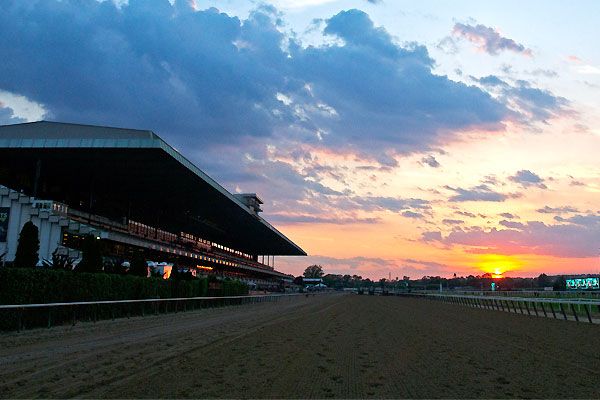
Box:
129 251 148 277
14 221 39 268
303 264 324 278
169 264 180 280
553 275 567 291
75 234 103 273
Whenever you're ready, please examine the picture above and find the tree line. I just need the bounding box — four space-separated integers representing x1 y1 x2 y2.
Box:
295 264 571 291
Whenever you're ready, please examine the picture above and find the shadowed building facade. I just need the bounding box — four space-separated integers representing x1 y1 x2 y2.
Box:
0 121 305 288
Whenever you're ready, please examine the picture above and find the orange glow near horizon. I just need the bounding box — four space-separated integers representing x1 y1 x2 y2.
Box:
475 254 523 277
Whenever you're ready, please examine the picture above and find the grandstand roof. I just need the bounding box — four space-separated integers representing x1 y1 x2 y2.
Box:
0 121 306 256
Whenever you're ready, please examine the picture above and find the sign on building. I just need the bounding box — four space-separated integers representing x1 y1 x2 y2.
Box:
566 277 600 290
0 207 9 242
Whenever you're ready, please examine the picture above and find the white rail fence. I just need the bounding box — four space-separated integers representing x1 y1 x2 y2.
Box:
400 292 600 324
0 293 312 331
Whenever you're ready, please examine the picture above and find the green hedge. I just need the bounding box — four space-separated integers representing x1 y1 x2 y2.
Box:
0 268 209 305
0 269 252 330
223 279 249 296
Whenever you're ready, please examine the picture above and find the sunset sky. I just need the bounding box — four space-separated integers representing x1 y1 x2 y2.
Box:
0 0 598 279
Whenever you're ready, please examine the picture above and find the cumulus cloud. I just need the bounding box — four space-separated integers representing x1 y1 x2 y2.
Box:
0 1 512 165
498 212 518 219
402 210 424 219
474 76 569 123
0 102 26 125
452 22 532 56
445 184 519 202
420 155 440 168
422 215 600 258
442 219 464 225
508 170 547 189
537 205 580 214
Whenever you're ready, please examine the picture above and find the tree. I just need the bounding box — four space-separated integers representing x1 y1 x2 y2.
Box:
75 234 103 273
303 264 324 278
537 273 550 288
169 264 180 280
293 276 304 285
14 221 39 268
129 251 148 277
553 275 566 291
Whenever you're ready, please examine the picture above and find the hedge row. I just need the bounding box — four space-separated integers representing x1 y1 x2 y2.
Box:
0 268 255 305
223 279 249 297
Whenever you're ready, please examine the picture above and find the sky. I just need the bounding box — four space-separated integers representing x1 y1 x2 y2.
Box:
0 0 599 279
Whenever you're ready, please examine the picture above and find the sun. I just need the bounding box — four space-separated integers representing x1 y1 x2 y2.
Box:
477 254 522 278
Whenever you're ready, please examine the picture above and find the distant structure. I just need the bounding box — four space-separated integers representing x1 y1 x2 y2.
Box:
0 121 305 289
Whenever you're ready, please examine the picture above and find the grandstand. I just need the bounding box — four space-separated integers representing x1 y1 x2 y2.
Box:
0 121 305 289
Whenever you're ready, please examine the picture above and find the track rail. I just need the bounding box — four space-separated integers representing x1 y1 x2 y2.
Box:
0 293 312 331
400 293 600 324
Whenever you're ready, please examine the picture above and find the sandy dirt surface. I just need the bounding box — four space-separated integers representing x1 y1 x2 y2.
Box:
1 294 599 399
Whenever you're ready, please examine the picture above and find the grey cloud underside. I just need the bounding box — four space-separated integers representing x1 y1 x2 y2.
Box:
508 169 547 189
537 205 579 214
445 184 519 202
0 0 513 159
422 214 600 258
474 76 569 123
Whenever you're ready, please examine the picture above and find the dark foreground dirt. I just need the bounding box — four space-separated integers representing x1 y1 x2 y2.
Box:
1 294 599 399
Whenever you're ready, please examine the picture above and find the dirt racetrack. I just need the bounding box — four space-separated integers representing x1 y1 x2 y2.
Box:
1 293 599 399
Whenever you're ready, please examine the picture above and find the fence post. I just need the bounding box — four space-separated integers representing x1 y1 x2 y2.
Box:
524 302 531 315
17 307 23 332
532 302 539 317
559 303 568 321
584 304 593 323
47 307 52 329
540 302 547 318
550 303 557 319
570 303 579 322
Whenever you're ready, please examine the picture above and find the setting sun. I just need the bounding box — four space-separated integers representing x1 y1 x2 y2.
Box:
477 254 523 278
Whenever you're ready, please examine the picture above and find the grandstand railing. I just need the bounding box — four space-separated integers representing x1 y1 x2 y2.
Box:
0 293 318 332
36 199 276 272
400 292 600 324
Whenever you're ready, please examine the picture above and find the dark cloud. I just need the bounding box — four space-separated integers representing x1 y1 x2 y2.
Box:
402 211 424 219
452 22 532 56
445 184 519 202
421 231 442 242
420 155 440 168
423 214 600 258
499 220 524 229
474 76 569 123
537 205 579 214
508 170 547 189
268 214 379 225
442 219 464 225
454 211 477 218
0 1 512 164
499 212 518 219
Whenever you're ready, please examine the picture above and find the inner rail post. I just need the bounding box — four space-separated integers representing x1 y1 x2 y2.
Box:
559 303 568 321
570 303 579 322
584 304 593 323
